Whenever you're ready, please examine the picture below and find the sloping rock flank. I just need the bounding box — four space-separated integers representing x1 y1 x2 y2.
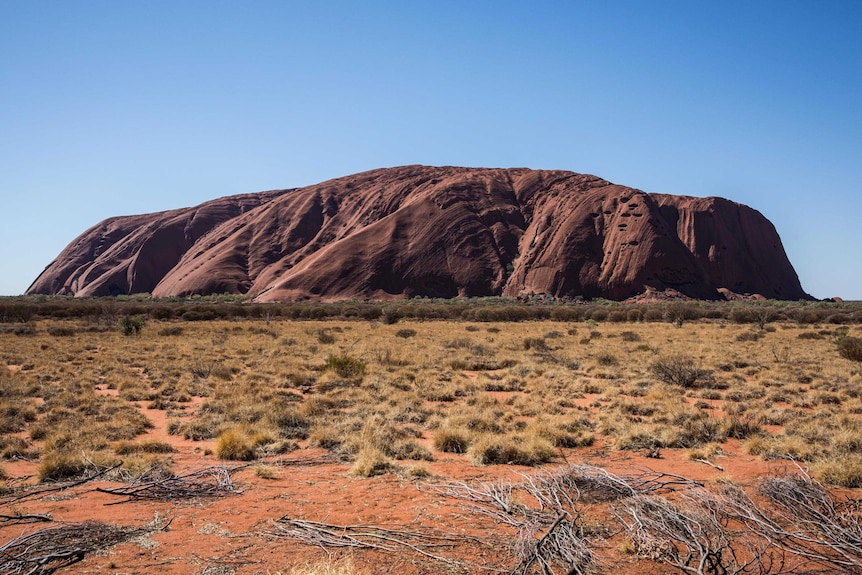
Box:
27 166 809 301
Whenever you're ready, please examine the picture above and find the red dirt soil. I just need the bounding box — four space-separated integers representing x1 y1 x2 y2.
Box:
2 405 777 575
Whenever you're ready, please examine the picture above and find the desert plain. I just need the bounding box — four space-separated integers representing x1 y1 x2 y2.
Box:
2 298 862 575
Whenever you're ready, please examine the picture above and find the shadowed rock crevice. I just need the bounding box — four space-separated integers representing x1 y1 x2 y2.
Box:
26 165 809 301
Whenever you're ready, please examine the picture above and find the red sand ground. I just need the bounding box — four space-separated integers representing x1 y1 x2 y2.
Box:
2 395 775 575
2 363 802 575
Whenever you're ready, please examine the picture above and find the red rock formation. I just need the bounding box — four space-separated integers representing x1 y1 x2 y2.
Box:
26 166 810 301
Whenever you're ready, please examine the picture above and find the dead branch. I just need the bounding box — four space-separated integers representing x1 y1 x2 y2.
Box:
426 465 618 574
719 471 862 574
0 517 169 575
273 454 337 467
96 465 240 503
693 459 725 472
511 513 593 575
269 516 489 569
273 464 803 575
614 490 777 575
1 462 122 505
0 512 53 526
424 478 527 527
420 464 708 574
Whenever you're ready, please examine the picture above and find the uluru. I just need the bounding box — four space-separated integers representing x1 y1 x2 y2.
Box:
26 165 809 302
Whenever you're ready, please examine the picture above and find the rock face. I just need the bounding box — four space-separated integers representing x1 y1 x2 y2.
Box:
26 166 809 301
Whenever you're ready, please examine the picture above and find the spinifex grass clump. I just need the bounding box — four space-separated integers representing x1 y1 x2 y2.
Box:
433 427 472 453
215 425 277 461
216 427 256 461
467 433 555 466
324 354 366 378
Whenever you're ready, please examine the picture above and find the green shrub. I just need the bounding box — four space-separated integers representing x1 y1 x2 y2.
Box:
181 309 217 321
666 303 701 325
730 308 755 324
627 309 644 322
0 302 35 323
120 315 145 336
643 308 665 322
792 309 822 324
588 309 608 322
381 307 402 324
607 311 627 323
395 328 417 338
149 306 174 320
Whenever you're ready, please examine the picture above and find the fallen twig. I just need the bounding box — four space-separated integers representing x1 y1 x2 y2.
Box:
96 465 240 503
273 454 338 467
0 516 170 575
1 463 122 504
0 512 53 526
693 458 725 471
269 516 487 568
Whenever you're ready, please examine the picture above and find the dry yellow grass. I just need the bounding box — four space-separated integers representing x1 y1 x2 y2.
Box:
279 556 369 575
1 308 861 486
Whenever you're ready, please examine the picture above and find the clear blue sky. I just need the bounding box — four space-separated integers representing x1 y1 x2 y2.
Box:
2 1 860 299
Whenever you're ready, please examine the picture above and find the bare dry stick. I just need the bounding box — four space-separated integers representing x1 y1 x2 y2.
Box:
0 517 170 575
96 465 240 503
1 462 122 505
693 458 725 471
274 464 724 575
720 471 862 574
615 486 786 575
269 517 488 569
272 454 336 467
429 464 618 574
0 512 53 526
